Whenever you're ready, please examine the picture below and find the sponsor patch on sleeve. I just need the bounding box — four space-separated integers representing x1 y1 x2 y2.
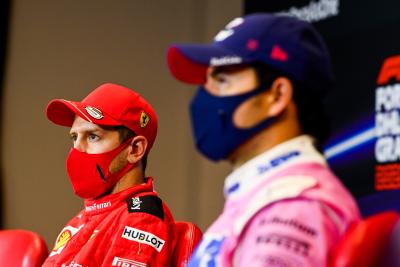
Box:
121 226 165 252
126 195 164 221
256 233 311 257
112 256 147 267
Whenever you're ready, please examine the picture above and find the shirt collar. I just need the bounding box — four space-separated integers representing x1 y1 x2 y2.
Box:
84 177 154 216
223 135 326 199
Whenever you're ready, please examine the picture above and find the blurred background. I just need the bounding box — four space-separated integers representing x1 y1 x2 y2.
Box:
0 0 240 247
1 0 400 249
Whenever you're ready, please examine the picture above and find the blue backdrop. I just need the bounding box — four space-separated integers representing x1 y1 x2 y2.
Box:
245 0 400 216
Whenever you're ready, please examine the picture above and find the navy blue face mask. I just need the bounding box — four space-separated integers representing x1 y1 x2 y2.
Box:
190 84 276 161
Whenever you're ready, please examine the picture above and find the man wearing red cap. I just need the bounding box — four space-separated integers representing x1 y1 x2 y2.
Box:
42 83 175 267
167 13 360 266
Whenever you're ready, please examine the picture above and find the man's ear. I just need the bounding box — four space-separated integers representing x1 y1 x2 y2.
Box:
126 136 148 164
265 77 294 117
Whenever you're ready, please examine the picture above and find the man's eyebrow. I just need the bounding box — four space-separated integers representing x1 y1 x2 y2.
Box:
211 64 248 77
69 126 102 135
210 67 225 77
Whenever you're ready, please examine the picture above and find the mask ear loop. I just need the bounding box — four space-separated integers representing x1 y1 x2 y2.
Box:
103 137 136 190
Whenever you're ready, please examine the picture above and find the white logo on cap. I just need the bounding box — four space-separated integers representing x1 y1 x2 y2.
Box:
214 17 244 42
214 29 234 42
85 106 104 120
210 56 242 66
225 17 244 29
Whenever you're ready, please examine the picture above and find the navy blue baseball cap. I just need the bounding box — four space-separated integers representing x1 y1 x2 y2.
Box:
167 13 334 92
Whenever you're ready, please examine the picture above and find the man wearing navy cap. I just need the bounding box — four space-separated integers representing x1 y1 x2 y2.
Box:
42 83 175 267
167 13 360 266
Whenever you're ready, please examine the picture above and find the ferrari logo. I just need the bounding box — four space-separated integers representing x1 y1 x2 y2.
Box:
140 112 150 128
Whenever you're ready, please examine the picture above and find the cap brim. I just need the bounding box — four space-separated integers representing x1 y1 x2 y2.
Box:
46 99 121 127
167 44 238 84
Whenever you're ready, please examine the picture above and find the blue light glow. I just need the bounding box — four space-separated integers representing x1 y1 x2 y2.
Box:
324 126 376 160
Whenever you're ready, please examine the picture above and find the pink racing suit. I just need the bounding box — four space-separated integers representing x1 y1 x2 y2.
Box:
188 135 360 267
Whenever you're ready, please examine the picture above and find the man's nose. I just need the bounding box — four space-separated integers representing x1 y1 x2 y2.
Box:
73 138 86 152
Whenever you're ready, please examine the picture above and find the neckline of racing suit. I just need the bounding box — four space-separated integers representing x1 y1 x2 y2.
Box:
223 135 327 200
83 177 155 216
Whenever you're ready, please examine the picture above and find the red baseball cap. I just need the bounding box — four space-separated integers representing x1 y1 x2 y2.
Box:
46 83 158 151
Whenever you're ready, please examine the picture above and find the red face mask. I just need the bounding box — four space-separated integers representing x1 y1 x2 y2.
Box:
66 140 134 199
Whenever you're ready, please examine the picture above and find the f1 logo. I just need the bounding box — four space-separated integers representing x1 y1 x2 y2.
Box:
377 55 400 85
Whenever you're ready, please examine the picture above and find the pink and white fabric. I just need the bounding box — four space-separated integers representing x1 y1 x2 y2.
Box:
188 135 361 267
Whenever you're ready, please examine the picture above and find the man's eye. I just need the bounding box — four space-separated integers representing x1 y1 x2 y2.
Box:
215 75 227 83
70 135 77 142
88 134 99 141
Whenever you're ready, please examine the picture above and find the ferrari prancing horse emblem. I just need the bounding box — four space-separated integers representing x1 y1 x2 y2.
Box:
140 111 150 128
